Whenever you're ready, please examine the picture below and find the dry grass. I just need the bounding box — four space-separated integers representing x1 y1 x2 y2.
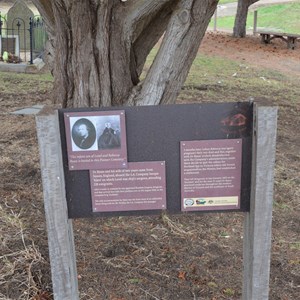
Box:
0 204 50 300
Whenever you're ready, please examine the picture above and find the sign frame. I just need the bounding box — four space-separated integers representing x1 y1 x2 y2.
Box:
58 102 253 218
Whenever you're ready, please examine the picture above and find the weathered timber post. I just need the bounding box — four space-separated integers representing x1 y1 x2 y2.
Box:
253 10 258 35
36 108 79 300
242 105 278 300
213 7 217 31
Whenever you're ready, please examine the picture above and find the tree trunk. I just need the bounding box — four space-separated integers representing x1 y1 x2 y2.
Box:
33 0 218 108
233 0 259 38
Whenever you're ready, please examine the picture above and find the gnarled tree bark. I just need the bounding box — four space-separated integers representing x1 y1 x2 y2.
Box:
32 0 218 108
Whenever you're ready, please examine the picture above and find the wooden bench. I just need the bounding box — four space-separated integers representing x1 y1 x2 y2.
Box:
256 30 300 50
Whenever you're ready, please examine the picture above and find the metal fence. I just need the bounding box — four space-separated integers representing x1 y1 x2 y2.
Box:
0 13 47 64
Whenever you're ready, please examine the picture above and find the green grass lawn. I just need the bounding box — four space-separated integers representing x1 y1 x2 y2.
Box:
142 44 299 106
178 53 300 105
219 0 237 4
0 72 53 94
210 3 300 34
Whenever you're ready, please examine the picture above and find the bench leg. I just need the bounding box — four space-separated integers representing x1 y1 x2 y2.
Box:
261 34 271 44
287 37 296 49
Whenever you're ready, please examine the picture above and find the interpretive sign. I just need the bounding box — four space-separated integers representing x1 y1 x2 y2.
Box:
181 139 242 211
64 110 127 170
58 102 253 218
90 161 166 212
37 103 277 300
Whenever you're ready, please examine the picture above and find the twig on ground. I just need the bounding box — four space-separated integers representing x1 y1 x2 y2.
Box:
161 214 191 237
139 287 161 300
145 267 170 278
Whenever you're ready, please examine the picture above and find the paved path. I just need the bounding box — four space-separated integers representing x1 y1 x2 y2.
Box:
217 0 298 17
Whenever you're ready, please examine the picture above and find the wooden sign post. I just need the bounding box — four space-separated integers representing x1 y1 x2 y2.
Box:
243 106 278 299
36 103 277 300
36 109 79 300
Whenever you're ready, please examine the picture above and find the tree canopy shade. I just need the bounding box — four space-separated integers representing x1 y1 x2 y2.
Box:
32 0 218 108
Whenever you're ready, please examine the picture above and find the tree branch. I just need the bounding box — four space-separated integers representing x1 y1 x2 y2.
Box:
109 0 176 105
94 0 114 107
133 0 218 106
31 0 55 36
109 4 134 105
132 4 174 76
125 0 176 41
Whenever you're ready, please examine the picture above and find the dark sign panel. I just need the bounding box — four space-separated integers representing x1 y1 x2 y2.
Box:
181 139 242 211
90 162 166 212
58 102 253 218
64 110 127 170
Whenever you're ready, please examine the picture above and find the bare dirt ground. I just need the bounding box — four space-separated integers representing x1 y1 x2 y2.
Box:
0 32 299 300
201 31 300 76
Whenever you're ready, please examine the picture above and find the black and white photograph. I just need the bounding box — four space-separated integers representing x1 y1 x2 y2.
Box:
96 116 121 150
64 110 127 170
71 118 97 151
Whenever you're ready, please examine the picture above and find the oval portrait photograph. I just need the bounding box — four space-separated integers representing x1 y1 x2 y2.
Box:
71 118 96 150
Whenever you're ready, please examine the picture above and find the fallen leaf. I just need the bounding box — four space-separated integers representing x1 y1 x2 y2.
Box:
178 271 186 280
32 291 51 300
